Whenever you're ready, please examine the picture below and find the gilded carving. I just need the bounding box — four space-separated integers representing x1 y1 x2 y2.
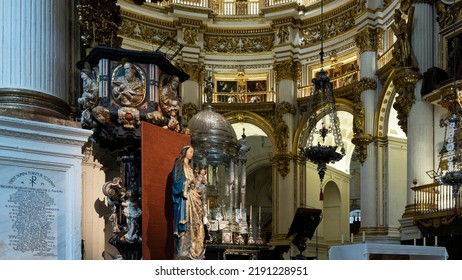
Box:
176 61 205 83
354 27 378 53
204 34 274 53
277 26 290 45
182 102 199 123
76 0 122 48
436 1 460 28
351 133 373 165
271 153 293 178
301 10 356 46
183 27 198 46
273 60 301 82
392 68 422 134
354 77 377 95
119 18 176 46
117 107 141 130
391 8 419 68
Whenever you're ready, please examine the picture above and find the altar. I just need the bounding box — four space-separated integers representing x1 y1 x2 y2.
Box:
205 244 289 260
328 243 448 260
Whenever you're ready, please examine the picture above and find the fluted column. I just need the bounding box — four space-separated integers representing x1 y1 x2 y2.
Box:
0 0 72 119
406 2 434 202
354 27 379 229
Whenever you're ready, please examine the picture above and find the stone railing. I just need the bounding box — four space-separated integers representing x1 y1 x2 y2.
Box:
145 0 320 15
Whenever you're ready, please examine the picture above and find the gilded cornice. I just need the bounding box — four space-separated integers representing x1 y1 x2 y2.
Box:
272 17 299 27
175 17 203 27
354 27 378 54
120 9 174 27
300 1 360 25
205 27 273 35
261 2 301 15
273 60 301 82
170 3 213 15
176 61 205 83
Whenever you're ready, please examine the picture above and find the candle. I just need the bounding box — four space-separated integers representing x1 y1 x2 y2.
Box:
341 234 344 245
240 202 243 218
435 236 438 247
362 231 365 243
207 203 210 217
350 233 354 243
250 205 252 221
259 206 261 222
413 239 416 246
423 237 426 246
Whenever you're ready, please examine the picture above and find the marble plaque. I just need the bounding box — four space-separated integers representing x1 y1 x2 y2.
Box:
0 165 65 259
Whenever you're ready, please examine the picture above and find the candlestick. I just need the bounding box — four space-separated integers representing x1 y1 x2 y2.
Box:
423 237 426 246
362 231 365 243
350 233 354 243
435 236 438 247
413 238 416 246
341 234 344 245
250 205 252 222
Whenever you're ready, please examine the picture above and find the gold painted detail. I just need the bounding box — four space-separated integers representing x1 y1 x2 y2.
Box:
77 0 122 48
119 18 176 46
351 133 373 165
272 101 295 153
392 67 422 134
235 112 245 122
117 107 141 130
436 0 461 28
354 27 378 53
183 27 199 46
415 214 458 229
176 61 205 83
276 26 290 45
354 77 377 95
301 9 357 46
182 102 199 124
273 60 301 82
204 34 274 53
271 152 293 178
390 7 419 68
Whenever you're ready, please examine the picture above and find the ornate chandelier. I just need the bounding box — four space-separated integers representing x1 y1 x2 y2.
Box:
300 0 345 200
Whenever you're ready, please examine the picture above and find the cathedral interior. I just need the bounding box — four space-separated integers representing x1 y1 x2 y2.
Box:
0 0 462 260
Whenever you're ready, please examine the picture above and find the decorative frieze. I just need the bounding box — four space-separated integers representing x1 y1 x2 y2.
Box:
204 34 274 53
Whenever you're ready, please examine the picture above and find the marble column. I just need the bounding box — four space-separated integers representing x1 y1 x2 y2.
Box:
354 27 379 230
0 0 72 119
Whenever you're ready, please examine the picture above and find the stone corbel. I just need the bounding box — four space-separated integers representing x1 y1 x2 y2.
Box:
272 152 293 178
351 133 373 165
392 67 422 134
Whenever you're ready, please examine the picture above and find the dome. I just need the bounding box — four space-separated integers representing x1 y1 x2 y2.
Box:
188 105 239 165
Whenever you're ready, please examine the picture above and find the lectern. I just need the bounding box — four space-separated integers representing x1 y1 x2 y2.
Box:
286 207 322 259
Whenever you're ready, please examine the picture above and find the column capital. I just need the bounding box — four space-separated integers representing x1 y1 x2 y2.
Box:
273 60 301 83
355 27 378 54
175 61 205 83
354 77 377 96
